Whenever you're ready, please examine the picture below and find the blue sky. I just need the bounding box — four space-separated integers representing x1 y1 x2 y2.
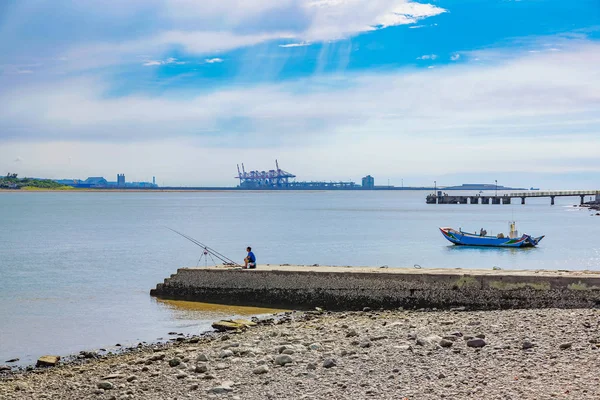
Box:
1 0 599 187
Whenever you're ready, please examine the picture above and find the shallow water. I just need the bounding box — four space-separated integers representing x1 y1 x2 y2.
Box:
0 190 598 365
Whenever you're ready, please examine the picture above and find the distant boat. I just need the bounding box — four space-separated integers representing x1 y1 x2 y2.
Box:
439 222 544 248
530 187 540 191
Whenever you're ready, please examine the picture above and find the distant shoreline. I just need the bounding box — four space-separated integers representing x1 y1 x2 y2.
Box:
0 187 526 193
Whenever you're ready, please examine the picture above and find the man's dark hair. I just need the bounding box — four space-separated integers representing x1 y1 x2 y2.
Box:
247 247 251 251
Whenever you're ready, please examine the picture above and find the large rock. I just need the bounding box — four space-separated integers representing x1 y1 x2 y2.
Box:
208 382 234 394
466 339 487 348
231 319 257 327
36 355 60 367
220 350 234 358
97 381 114 390
212 320 247 332
275 354 293 366
253 365 270 374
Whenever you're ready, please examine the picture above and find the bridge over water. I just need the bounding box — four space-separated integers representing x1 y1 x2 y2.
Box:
426 190 600 205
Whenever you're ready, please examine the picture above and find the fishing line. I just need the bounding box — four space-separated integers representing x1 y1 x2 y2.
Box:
167 227 241 267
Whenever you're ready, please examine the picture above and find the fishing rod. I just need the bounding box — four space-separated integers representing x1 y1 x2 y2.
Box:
167 227 241 267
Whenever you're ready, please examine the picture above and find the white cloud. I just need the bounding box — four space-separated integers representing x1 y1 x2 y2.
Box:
204 58 224 63
417 54 437 60
142 57 186 66
279 42 311 48
18 1 447 72
373 2 446 28
450 53 460 61
2 42 600 185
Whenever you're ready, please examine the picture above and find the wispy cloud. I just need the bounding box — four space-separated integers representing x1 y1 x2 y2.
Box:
417 54 437 60
1 1 448 74
279 42 311 48
450 53 461 61
142 57 187 66
204 58 224 64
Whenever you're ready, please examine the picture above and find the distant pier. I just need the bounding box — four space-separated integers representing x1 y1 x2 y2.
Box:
427 190 600 205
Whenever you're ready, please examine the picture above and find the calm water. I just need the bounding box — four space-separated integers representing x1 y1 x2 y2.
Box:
1 191 599 365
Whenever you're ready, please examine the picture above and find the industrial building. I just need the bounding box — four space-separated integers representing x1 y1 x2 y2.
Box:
362 175 375 189
55 174 157 189
235 161 358 189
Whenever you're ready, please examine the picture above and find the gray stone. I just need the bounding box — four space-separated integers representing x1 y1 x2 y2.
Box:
195 364 209 373
215 363 229 370
126 375 137 382
439 339 453 348
176 373 188 379
101 374 125 380
346 329 359 338
308 343 323 351
168 358 181 367
253 365 270 374
466 339 486 348
522 341 535 350
219 350 234 358
196 353 210 362
282 349 295 355
208 386 233 394
559 343 572 350
359 341 371 348
307 363 317 370
97 381 114 390
203 374 217 380
323 359 337 368
275 354 294 366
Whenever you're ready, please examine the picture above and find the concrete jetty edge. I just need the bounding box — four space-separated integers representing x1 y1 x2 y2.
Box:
150 265 600 310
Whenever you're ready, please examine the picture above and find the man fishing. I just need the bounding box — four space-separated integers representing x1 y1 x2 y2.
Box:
244 247 256 269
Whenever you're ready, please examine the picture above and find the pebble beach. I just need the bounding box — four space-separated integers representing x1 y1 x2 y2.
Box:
2 307 600 399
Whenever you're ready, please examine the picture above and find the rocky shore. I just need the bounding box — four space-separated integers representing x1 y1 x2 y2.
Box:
2 308 600 399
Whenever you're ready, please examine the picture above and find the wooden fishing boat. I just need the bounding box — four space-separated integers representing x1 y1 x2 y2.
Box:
439 222 544 248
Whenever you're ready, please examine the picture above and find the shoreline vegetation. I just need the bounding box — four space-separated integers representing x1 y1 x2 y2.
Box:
0 174 72 190
2 307 600 399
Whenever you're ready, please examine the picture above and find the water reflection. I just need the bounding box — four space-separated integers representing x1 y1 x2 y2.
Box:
444 245 539 255
153 298 289 320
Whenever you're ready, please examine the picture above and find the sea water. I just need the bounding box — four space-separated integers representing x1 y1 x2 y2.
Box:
1 190 599 365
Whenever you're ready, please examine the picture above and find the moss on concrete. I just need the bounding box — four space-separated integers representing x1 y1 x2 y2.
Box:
567 281 600 291
489 281 551 290
453 276 479 288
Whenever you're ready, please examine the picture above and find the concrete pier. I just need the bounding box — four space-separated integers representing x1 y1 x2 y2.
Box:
427 190 600 205
150 265 600 311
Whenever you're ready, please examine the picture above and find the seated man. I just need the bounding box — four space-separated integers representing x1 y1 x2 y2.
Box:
244 246 256 269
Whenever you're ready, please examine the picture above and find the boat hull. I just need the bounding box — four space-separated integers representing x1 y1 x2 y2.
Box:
439 228 544 248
